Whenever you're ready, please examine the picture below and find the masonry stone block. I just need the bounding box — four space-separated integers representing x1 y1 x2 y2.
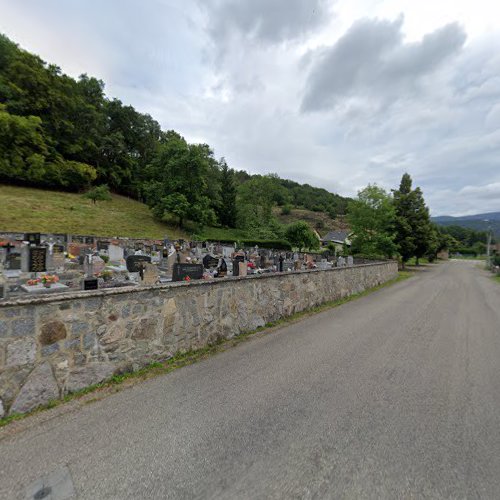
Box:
6 338 36 368
40 321 67 345
10 362 59 415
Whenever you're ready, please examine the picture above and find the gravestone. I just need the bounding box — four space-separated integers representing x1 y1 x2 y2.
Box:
222 246 234 258
25 233 41 246
7 253 21 270
238 262 247 277
0 264 7 299
294 260 302 271
347 256 354 267
108 244 124 263
142 263 160 285
93 255 106 275
83 277 99 290
232 257 245 276
53 244 65 254
29 247 47 273
279 255 284 272
172 263 204 282
97 241 109 251
217 258 228 277
126 255 152 273
52 252 65 271
203 254 219 269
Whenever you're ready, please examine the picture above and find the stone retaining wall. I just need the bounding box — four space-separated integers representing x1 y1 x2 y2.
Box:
0 261 398 417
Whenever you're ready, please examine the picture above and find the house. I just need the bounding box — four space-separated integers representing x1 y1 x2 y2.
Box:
321 231 351 253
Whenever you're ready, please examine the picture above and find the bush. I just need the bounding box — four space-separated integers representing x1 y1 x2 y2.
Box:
281 204 292 215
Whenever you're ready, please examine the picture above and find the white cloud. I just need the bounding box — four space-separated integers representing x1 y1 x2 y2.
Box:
0 0 500 216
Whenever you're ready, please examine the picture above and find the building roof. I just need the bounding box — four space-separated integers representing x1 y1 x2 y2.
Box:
322 231 350 243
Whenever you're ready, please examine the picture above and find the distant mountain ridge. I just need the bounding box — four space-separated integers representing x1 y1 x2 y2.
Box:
432 211 500 237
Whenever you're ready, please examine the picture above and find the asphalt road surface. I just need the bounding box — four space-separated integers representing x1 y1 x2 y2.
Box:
1 261 500 499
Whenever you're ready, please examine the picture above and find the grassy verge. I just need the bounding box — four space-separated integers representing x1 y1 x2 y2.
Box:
0 271 412 428
451 255 486 261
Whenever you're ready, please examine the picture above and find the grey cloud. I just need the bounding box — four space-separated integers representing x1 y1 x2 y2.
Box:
203 0 332 46
301 17 466 112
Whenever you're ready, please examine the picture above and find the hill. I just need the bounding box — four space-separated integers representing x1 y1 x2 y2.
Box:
432 212 500 237
0 184 187 240
274 208 349 234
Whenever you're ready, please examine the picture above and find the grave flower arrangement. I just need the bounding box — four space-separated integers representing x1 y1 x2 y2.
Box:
40 274 59 287
183 275 191 282
27 278 40 286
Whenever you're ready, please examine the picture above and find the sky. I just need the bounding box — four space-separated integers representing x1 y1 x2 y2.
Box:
1 0 500 216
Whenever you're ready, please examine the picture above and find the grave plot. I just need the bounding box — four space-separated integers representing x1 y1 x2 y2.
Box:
0 231 350 302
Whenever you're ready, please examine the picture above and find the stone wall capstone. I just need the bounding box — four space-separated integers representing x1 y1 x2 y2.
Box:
0 261 398 416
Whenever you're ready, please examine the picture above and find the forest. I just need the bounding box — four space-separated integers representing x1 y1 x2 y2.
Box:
0 34 348 242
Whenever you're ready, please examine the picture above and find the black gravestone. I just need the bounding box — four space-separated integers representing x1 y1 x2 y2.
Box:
83 278 99 290
97 241 109 251
217 259 228 277
203 254 219 269
29 247 47 272
126 255 152 272
7 253 21 270
172 263 204 282
25 233 41 246
279 255 284 272
53 244 65 254
162 249 169 259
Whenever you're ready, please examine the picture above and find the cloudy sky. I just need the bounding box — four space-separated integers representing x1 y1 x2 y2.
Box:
1 0 500 215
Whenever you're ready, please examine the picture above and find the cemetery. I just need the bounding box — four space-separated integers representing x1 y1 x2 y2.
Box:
0 229 398 418
0 230 361 302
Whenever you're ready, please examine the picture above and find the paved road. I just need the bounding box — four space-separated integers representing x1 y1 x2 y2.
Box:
1 261 500 499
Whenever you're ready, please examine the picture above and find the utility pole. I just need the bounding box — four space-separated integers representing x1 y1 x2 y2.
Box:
485 220 492 269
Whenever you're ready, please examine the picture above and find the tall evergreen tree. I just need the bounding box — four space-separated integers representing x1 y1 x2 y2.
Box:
412 186 432 265
393 173 433 267
218 158 237 228
393 173 417 267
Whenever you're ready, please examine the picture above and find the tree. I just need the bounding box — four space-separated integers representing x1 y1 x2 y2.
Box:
144 132 217 228
151 193 190 227
393 173 434 266
217 158 237 228
83 184 111 204
348 184 397 258
285 221 319 252
393 173 417 267
412 187 432 265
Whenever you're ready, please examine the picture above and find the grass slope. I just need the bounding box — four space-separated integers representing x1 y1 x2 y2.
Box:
275 208 349 234
0 184 187 239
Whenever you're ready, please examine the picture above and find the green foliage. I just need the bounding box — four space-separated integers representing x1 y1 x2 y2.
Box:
348 184 397 259
285 221 319 251
0 105 96 190
281 204 292 215
438 225 492 248
0 33 351 236
393 174 418 264
217 158 237 228
144 133 217 228
83 184 111 204
277 178 350 215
